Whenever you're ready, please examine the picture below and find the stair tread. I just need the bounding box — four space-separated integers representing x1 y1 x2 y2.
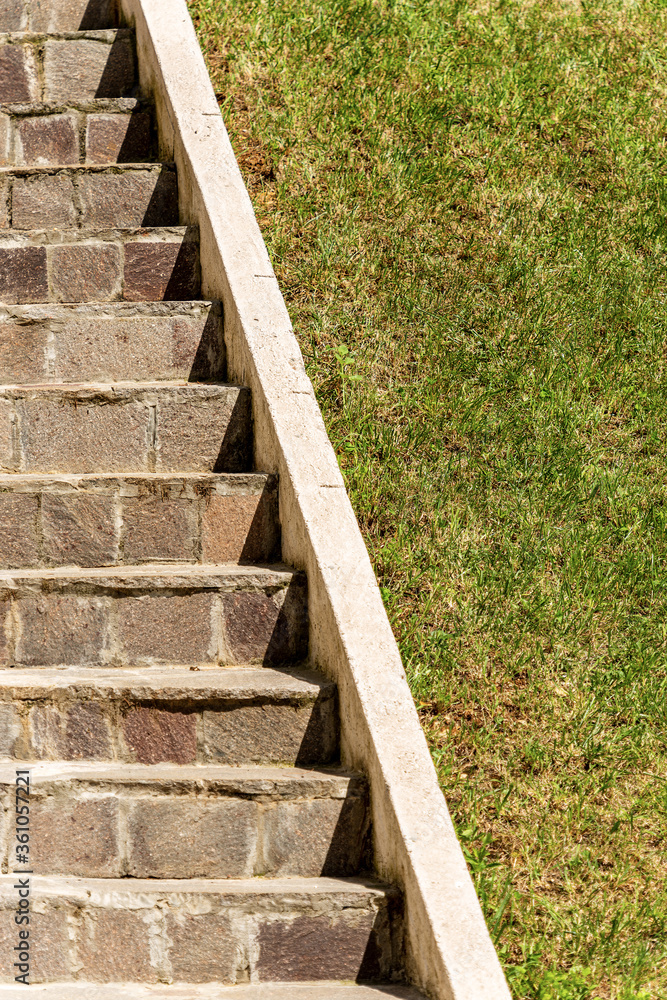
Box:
0 874 394 898
0 225 195 242
0 97 145 112
0 470 269 485
0 664 331 697
0 985 423 998
0 562 296 583
0 761 360 789
0 299 214 315
0 379 237 390
0 27 133 41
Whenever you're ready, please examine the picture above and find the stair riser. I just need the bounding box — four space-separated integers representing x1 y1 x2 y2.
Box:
0 385 251 474
0 0 117 33
0 578 308 666
0 32 135 104
0 105 153 166
0 303 224 383
0 689 337 765
1 164 178 229
0 777 367 878
0 236 199 303
0 475 279 568
0 882 400 984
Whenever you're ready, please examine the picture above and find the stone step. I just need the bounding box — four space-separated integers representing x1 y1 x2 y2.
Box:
0 876 401 984
0 29 135 103
0 986 423 999
0 382 251 474
0 471 279 568
0 227 199 304
0 762 368 878
0 98 154 167
1 162 178 229
0 564 308 667
0 666 337 765
0 0 117 33
0 301 224 383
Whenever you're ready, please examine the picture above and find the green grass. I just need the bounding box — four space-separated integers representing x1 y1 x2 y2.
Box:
187 0 667 995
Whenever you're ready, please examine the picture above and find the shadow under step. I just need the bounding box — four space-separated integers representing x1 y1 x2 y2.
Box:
0 98 155 167
0 381 251 474
0 665 338 765
0 226 199 303
0 876 403 984
0 563 308 667
0 301 223 383
0 162 178 229
1 761 368 878
0 471 279 568
0 29 136 103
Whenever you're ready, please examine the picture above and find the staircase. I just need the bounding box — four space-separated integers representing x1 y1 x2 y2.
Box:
0 0 417 994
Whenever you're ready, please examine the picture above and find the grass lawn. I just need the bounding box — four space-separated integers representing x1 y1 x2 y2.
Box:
187 1 667 995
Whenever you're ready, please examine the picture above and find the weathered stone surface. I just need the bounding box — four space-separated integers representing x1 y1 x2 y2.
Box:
263 795 367 877
15 594 107 666
0 246 48 303
122 707 196 764
86 111 151 163
201 492 279 563
29 703 63 758
77 908 154 983
155 389 251 473
64 701 112 759
257 913 379 981
0 45 36 103
31 0 116 31
0 0 26 31
0 492 39 566
222 586 308 664
124 240 199 301
12 174 77 228
43 36 135 102
202 702 334 766
42 493 117 566
0 700 19 756
122 495 196 562
31 794 120 876
16 393 149 473
16 114 79 166
78 167 178 227
128 797 257 877
50 243 122 302
117 592 215 664
167 912 236 984
0 320 46 382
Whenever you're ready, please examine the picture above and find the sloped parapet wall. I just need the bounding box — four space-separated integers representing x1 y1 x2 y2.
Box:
116 1 513 996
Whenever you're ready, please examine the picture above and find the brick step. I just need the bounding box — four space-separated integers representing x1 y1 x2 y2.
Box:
0 0 117 33
0 762 368 878
0 986 423 999
0 471 279 568
0 666 337 765
0 300 223 383
0 876 401 983
1 162 178 229
0 564 308 667
0 382 251 474
0 227 199 304
0 29 135 103
0 98 154 167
